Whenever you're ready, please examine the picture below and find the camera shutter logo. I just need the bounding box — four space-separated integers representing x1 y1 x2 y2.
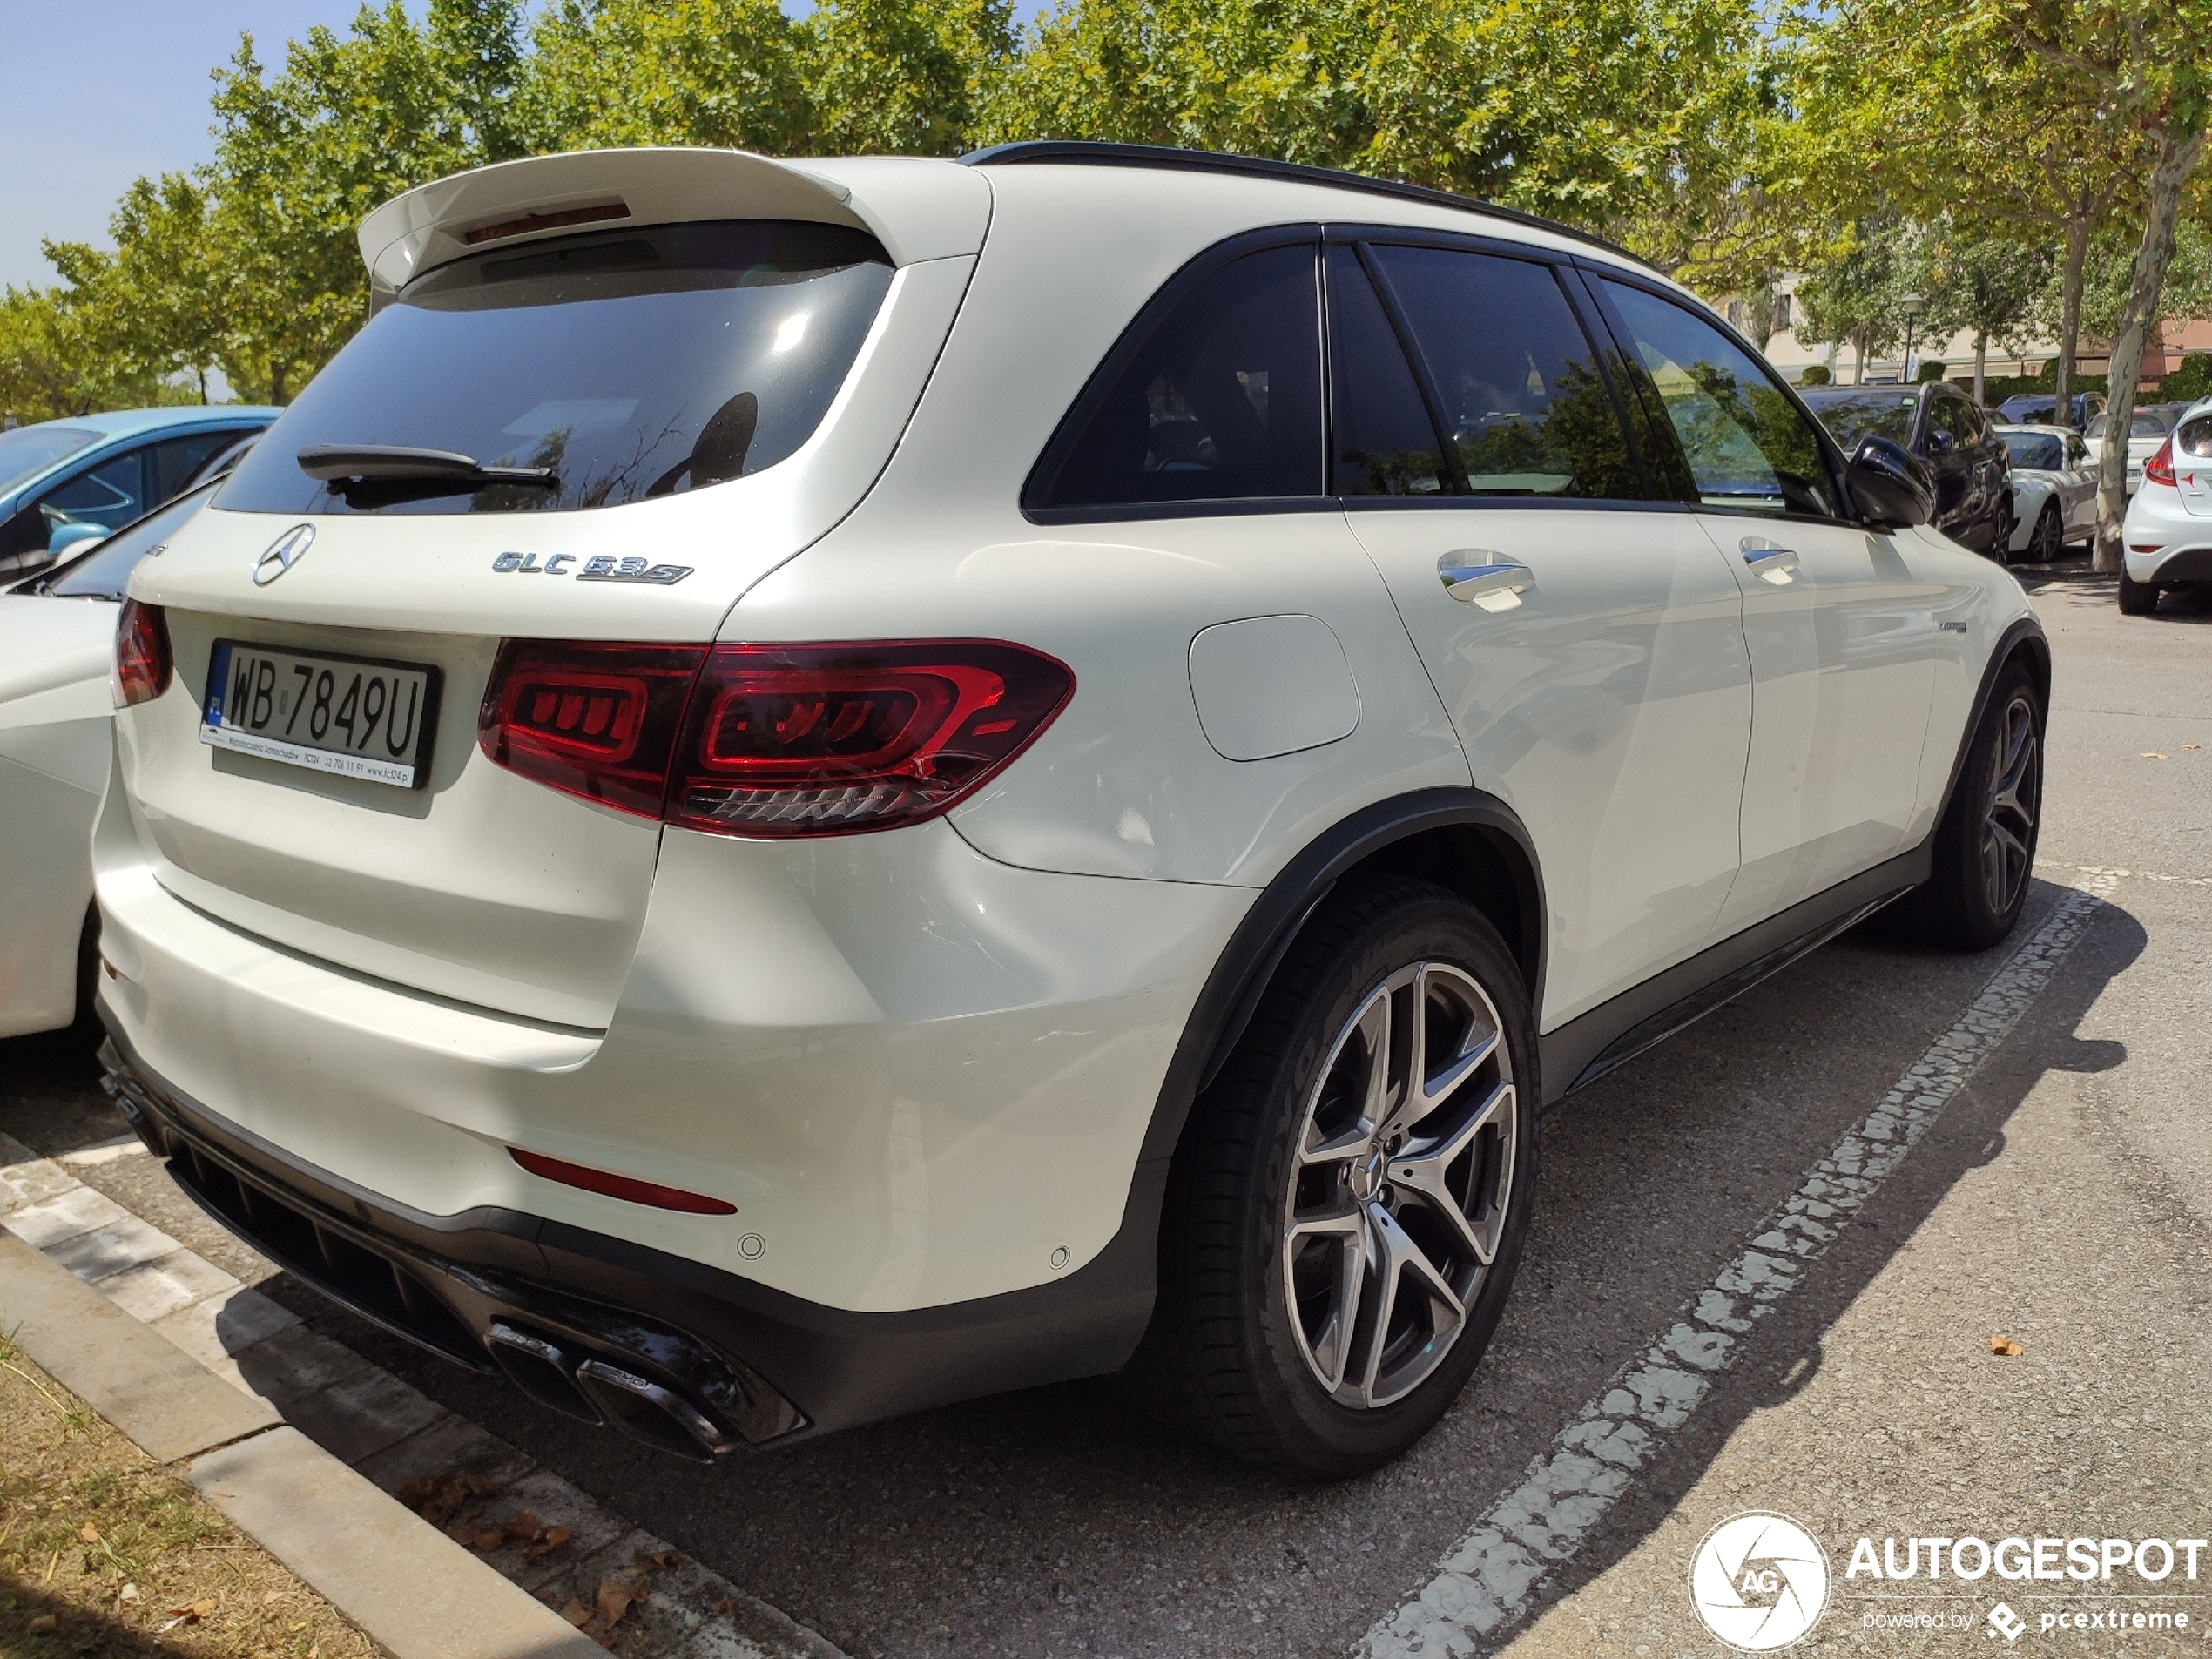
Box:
253 523 315 586
1688 1512 1831 1650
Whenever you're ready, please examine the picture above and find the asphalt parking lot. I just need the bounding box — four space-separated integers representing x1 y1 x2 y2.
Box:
6 570 2208 1658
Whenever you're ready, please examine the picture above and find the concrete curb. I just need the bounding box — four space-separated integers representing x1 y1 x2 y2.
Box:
1 1227 604 1659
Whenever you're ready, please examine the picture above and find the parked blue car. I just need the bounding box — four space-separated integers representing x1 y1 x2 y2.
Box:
0 406 280 581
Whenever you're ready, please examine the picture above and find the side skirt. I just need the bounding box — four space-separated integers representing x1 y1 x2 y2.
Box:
1538 842 1931 1105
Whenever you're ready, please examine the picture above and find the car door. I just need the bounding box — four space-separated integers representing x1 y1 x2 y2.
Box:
1919 391 1984 547
1332 239 1752 1028
1586 275 1944 935
2062 432 2098 536
1955 395 2009 550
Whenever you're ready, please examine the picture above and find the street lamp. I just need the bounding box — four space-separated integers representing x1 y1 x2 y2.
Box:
1900 292 1925 384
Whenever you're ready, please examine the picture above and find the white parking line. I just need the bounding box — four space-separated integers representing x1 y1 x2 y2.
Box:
1360 873 2116 1657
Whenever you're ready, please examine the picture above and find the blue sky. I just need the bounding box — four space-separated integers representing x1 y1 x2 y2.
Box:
0 3 388 292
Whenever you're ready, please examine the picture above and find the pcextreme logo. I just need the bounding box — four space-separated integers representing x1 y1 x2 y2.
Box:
1689 1512 1832 1650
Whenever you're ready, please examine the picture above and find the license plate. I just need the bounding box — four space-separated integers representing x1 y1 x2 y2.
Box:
200 641 441 789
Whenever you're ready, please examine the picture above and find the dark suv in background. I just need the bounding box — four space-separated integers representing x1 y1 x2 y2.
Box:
1802 382 2013 556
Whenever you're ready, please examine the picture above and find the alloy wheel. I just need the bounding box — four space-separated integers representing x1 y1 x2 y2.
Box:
1282 961 1514 1408
2031 505 2061 563
1980 691 2040 916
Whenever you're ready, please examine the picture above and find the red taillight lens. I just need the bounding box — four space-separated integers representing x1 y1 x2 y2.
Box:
508 1147 736 1215
114 599 172 707
669 641 1075 836
477 637 1074 836
478 640 705 816
2145 436 2176 487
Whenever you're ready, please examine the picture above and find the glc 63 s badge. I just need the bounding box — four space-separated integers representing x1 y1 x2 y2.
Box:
491 551 692 584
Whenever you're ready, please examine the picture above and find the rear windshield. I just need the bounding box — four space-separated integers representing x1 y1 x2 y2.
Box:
2001 431 2066 470
219 220 894 516
0 424 100 497
1803 391 1918 450
2085 411 2172 440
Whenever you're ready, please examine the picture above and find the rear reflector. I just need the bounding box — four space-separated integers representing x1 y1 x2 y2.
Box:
114 599 172 708
479 637 1074 836
509 1147 737 1215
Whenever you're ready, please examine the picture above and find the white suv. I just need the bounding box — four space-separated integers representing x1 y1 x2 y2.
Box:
93 143 2047 1478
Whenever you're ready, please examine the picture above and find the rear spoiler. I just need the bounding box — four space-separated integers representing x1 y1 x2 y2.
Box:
357 148 991 300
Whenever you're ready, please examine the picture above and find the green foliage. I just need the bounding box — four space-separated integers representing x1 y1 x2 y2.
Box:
521 0 811 152
1797 362 1831 386
2161 353 2212 403
1915 359 1947 382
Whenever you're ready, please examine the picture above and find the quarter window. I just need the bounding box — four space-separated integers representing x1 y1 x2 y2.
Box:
1371 246 1642 501
1599 280 1842 518
1325 248 1447 496
1026 244 1325 512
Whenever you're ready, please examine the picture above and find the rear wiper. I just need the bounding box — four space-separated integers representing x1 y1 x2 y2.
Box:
296 444 558 488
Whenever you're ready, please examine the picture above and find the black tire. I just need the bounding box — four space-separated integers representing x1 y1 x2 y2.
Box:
1900 662 2043 951
71 902 102 1033
2027 502 2061 563
1129 876 1538 1480
2118 572 2160 615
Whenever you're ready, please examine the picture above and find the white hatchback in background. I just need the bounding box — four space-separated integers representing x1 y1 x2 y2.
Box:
1997 423 2096 560
93 144 2049 1478
2089 403 2182 496
2117 397 2212 614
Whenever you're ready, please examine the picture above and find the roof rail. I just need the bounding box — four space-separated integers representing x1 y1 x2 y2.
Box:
960 140 1649 269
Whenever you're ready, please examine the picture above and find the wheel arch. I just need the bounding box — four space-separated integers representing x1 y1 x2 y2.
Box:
1931 616 2049 837
1136 787 1545 1167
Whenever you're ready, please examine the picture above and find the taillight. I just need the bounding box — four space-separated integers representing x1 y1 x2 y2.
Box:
478 641 705 816
478 638 1074 836
2145 436 2176 488
114 599 172 707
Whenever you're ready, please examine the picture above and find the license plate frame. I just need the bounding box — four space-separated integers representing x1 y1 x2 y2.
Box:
199 639 442 790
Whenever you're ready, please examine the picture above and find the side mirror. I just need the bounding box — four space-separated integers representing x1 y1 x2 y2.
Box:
49 521 110 557
1925 428 1956 456
1846 436 1934 529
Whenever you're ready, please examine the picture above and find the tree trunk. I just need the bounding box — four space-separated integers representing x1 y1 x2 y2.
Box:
1852 334 1867 385
2095 127 2209 572
2053 218 2089 431
1973 331 1987 408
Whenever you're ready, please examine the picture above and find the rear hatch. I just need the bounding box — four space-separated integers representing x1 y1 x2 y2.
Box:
117 149 988 1028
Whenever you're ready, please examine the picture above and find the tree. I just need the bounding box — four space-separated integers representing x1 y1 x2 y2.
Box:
1924 229 2049 405
807 0 1015 157
522 0 810 152
42 175 226 402
1792 219 1916 384
1789 0 2153 448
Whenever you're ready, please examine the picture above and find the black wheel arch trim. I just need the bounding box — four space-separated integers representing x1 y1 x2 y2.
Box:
1934 615 2050 837
1137 786 1548 1169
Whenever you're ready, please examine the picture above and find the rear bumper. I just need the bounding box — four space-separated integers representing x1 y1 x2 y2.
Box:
98 1022 1165 1453
2121 487 2212 583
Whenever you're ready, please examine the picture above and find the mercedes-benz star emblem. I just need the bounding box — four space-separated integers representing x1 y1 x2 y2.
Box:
253 523 316 586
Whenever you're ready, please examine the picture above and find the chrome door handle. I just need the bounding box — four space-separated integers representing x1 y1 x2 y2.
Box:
1439 552 1535 611
1739 536 1799 585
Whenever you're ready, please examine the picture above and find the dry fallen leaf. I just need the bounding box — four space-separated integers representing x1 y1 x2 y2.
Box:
523 1524 575 1561
713 1597 734 1615
1990 1335 2024 1357
472 1527 507 1551
28 1614 58 1634
648 1548 678 1571
78 1521 100 1543
598 1575 647 1626
505 1510 544 1541
118 1584 139 1604
560 1599 593 1629
2184 744 2202 751
399 1472 504 1529
175 1599 218 1622
2142 752 2168 759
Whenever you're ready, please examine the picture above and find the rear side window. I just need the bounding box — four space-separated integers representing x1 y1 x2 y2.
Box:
1025 244 1324 512
1600 280 1842 518
1325 248 1447 496
152 430 247 501
1369 246 1642 501
220 221 894 516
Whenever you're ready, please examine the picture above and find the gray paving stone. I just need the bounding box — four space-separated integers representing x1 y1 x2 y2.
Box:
2 1184 129 1250
99 1250 242 1322
150 1286 301 1394
282 1362 449 1466
45 1217 185 1284
228 1318 378 1408
355 1410 536 1498
472 1467 635 1594
0 1151 80 1214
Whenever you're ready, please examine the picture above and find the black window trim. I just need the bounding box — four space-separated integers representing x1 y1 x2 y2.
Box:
1575 262 1878 533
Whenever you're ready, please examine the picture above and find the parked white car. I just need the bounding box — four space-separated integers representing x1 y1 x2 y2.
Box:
2116 397 2212 613
1 474 244 1038
2087 403 2182 496
91 144 2048 1478
1997 424 2096 559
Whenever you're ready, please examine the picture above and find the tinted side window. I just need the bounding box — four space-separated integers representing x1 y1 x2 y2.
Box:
1325 248 1447 496
151 431 241 502
1028 245 1324 511
1372 246 1641 500
1599 280 1842 519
